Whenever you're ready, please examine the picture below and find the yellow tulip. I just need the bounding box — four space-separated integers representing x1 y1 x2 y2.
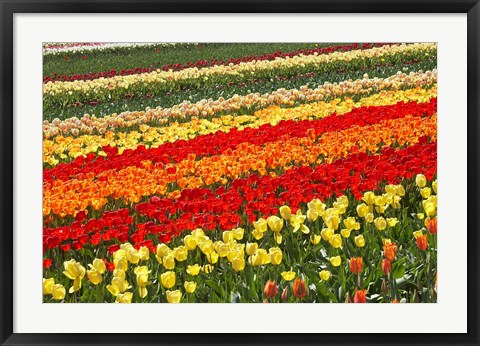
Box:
252 228 264 240
90 258 106 274
63 259 86 293
107 277 131 296
325 215 340 230
321 228 334 241
233 228 244 240
420 187 431 199
183 235 197 251
246 242 259 256
160 271 176 289
362 191 375 205
199 239 214 255
166 290 182 303
281 271 296 281
387 218 398 227
274 233 283 244
340 229 351 238
417 213 425 220
416 174 427 188
156 243 171 259
114 256 128 271
354 235 366 247
223 231 234 243
395 184 406 196
115 292 133 303
113 269 126 279
217 243 229 257
319 270 331 281
310 234 321 245
51 284 66 300
343 217 360 230
232 256 245 272
87 269 103 285
138 246 150 261
187 264 201 276
269 247 283 265
329 234 342 248
356 203 369 218
253 218 268 233
330 256 342 267
174 246 188 262
432 180 437 194
43 278 55 295
162 255 176 270
207 251 219 264
374 217 387 230
267 215 283 232
127 249 140 264
307 209 320 222
184 281 197 294
279 206 292 220
365 213 374 223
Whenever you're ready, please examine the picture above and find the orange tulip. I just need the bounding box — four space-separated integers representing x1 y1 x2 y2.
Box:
353 289 367 303
383 242 397 261
382 259 392 275
263 280 278 299
349 257 363 274
416 234 428 251
292 278 306 299
426 217 437 235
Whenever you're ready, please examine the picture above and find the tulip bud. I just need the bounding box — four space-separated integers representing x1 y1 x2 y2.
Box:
281 286 289 302
381 278 389 293
264 280 279 299
345 292 353 303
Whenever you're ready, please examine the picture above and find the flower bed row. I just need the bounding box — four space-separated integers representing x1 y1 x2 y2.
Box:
43 85 436 166
43 43 392 83
43 44 436 111
43 69 437 139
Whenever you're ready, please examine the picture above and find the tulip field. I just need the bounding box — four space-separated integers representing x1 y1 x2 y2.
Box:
43 42 437 303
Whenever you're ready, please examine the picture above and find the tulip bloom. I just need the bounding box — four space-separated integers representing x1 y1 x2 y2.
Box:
353 289 367 303
115 292 133 303
63 259 86 293
354 235 365 247
426 217 437 235
187 264 201 276
184 281 197 294
269 247 283 265
293 278 306 299
416 174 427 188
319 270 331 281
166 290 182 303
281 271 296 281
330 256 342 267
383 242 397 261
51 284 66 300
264 280 279 299
349 257 363 274
160 271 176 289
43 278 55 295
416 234 429 251
382 259 392 275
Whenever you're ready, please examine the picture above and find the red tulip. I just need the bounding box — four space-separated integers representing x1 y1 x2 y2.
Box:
382 259 392 275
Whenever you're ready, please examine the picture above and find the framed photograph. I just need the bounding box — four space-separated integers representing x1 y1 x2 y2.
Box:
1 0 479 345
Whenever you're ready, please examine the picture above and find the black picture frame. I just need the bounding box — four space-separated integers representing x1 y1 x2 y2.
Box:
1 1 479 345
